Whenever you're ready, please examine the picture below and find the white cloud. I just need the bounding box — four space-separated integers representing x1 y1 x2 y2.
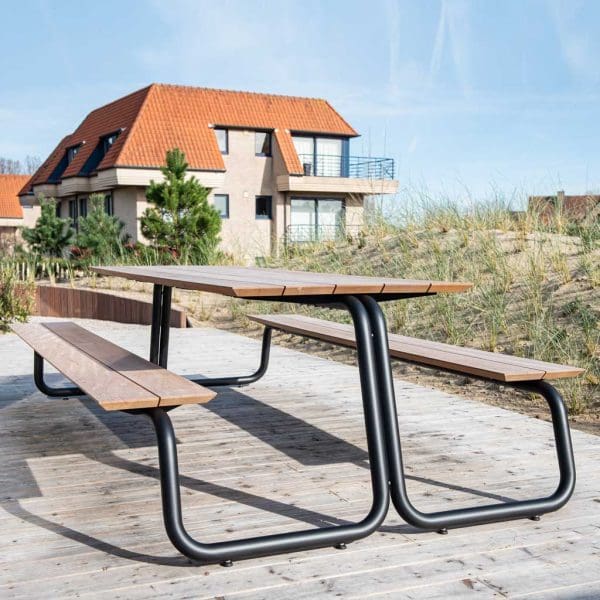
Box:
407 136 419 154
548 0 600 84
429 0 471 95
385 0 402 95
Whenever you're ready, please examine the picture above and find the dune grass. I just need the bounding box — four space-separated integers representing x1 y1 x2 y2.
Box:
230 199 599 413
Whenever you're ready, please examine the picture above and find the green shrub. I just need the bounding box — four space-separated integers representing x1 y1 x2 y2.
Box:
0 269 35 332
141 148 221 264
21 197 75 257
76 194 128 263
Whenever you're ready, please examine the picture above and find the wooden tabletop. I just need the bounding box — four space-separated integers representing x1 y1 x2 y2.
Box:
90 265 472 299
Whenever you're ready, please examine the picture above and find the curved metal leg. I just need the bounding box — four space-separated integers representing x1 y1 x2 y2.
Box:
189 327 273 387
149 284 272 388
360 294 576 531
140 296 389 564
33 352 83 397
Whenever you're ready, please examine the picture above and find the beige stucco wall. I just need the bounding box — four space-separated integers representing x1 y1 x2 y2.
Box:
20 204 41 229
345 194 364 228
207 129 286 261
0 204 41 251
113 187 149 243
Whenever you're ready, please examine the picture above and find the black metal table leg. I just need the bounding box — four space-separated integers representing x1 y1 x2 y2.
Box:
149 284 172 368
360 294 576 531
136 295 389 564
158 286 172 368
149 284 164 364
149 284 273 387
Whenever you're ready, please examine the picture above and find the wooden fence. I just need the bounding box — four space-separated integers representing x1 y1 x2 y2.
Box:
34 285 187 328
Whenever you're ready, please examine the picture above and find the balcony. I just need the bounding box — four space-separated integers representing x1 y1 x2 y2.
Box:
296 154 395 179
284 224 362 244
276 154 398 195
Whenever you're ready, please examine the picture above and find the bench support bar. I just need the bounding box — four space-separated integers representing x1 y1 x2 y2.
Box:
139 295 389 564
33 352 83 397
360 294 576 531
189 327 273 388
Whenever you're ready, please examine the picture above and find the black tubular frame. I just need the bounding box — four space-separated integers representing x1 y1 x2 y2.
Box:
27 282 577 563
189 327 273 388
149 283 273 388
359 294 576 531
34 351 82 397
140 290 389 564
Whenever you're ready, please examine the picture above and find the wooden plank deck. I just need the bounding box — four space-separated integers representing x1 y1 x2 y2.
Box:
1 319 598 599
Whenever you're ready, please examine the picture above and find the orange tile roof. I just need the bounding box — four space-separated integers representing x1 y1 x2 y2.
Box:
26 84 358 191
0 174 29 219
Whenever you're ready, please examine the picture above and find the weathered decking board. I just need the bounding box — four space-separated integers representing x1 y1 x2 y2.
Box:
0 319 598 599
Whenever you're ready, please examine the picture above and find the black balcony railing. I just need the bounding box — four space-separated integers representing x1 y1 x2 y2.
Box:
284 224 362 244
297 154 395 179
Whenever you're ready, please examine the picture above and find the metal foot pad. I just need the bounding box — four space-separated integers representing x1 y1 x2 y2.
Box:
437 528 449 535
220 560 234 567
334 542 347 550
529 515 541 521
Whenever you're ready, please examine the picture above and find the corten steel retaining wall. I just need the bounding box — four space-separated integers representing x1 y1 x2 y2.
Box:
33 285 188 328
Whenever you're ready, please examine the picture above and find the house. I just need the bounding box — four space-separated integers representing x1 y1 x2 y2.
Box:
529 191 600 225
21 84 398 260
0 174 38 252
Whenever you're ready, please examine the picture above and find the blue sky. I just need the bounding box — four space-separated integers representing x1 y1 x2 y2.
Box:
1 0 600 207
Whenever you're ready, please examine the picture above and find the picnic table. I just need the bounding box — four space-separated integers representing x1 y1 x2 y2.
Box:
13 265 577 566
84 265 468 562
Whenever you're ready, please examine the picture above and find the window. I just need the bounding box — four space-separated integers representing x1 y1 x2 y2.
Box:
292 136 314 175
66 145 80 164
213 194 229 218
103 133 118 154
255 195 272 220
290 198 344 242
255 131 271 156
80 131 121 175
104 193 114 215
68 199 78 227
292 135 346 176
214 128 228 154
55 201 62 218
78 197 88 219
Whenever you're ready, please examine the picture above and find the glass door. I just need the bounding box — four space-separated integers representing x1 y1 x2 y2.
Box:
290 199 317 242
290 198 344 242
316 138 342 176
317 199 343 240
292 137 315 176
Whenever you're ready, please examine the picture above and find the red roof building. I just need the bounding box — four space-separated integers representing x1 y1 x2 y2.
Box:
0 174 36 251
26 84 397 259
0 174 28 219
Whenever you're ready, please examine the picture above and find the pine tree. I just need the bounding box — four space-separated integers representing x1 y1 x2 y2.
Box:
21 197 74 257
77 194 127 261
140 148 221 263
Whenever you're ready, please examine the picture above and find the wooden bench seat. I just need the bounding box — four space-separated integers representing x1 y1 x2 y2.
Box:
12 322 215 411
249 314 585 383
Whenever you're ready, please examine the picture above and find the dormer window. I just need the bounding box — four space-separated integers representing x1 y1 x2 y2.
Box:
214 128 228 154
66 145 80 164
103 132 119 154
79 130 121 176
255 131 272 156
